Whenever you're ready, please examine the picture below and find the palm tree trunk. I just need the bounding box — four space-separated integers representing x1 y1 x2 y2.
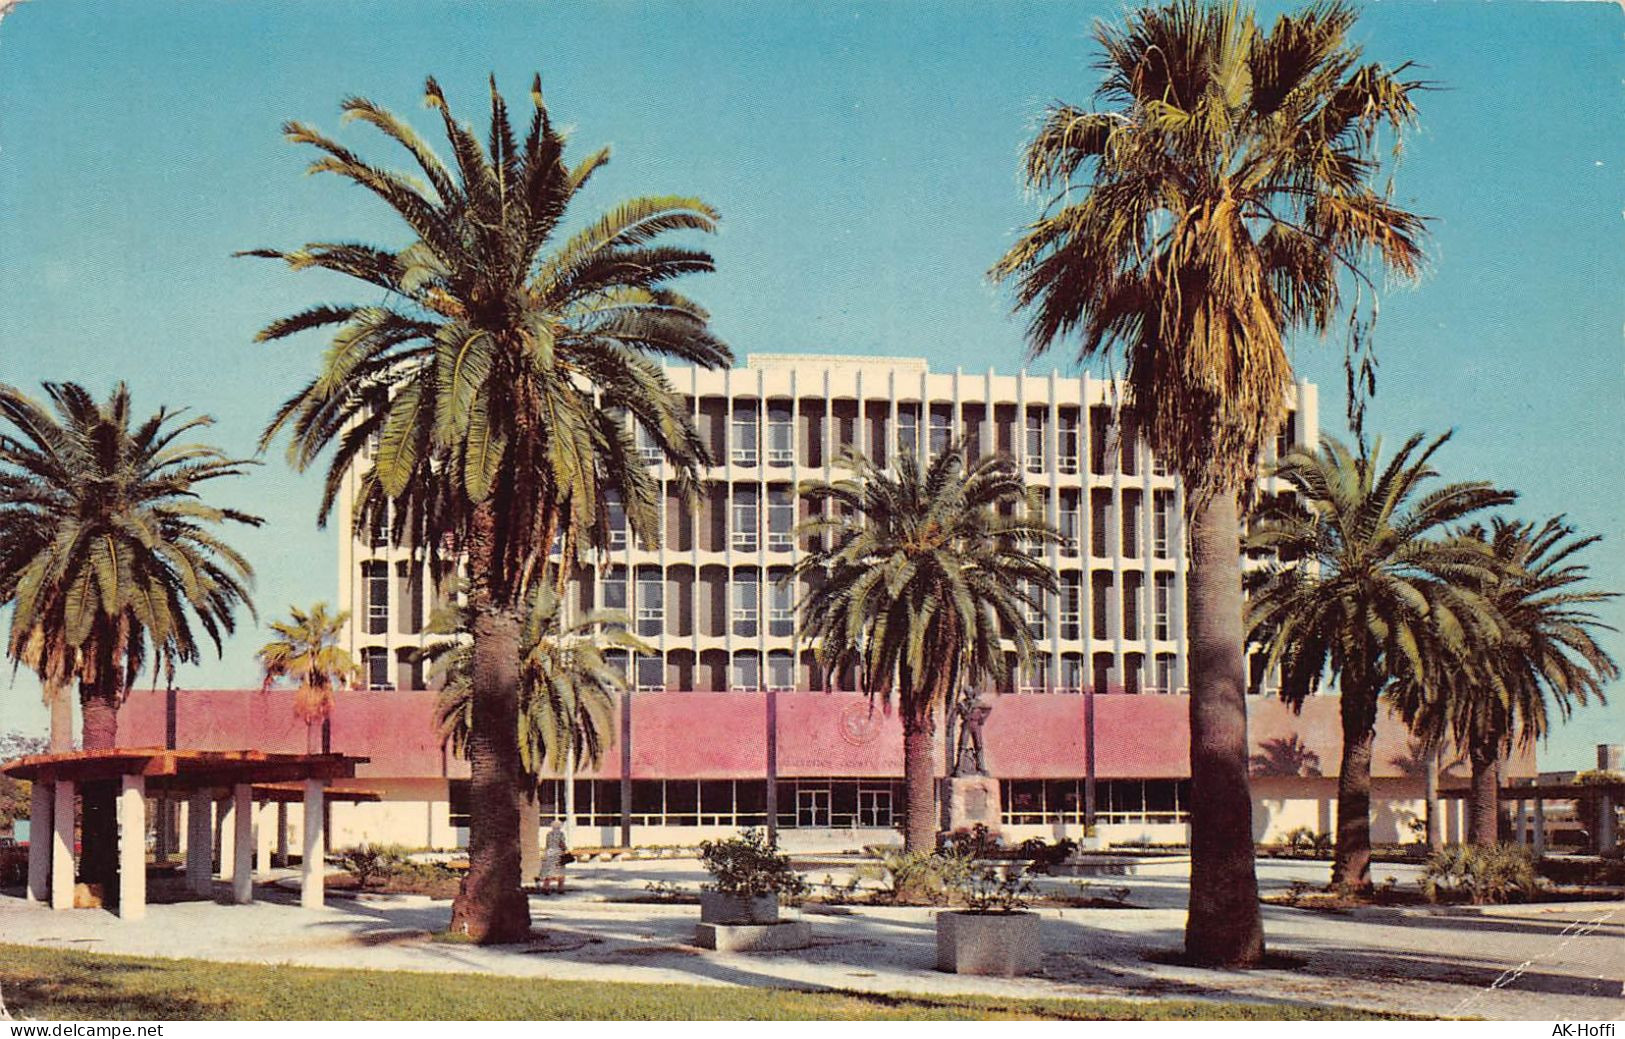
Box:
448 503 531 944
902 710 937 854
1183 489 1265 967
1333 723 1375 892
79 642 123 903
1424 742 1443 852
305 721 320 756
48 681 73 752
1467 747 1501 847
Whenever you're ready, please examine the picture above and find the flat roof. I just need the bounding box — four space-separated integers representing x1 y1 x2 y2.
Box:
0 748 368 790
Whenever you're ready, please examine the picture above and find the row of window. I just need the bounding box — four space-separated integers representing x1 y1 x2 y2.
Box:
628 398 1296 479
444 777 1193 831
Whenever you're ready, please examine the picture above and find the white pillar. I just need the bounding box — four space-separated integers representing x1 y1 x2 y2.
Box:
255 801 274 880
118 776 147 921
217 794 234 884
27 781 52 903
1533 798 1547 858
301 780 326 909
275 802 288 867
187 790 213 895
1514 799 1527 845
51 780 75 911
231 784 254 904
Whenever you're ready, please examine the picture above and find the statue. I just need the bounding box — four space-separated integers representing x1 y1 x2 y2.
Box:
952 689 993 776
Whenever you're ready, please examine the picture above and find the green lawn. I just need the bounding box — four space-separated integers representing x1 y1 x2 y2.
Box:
0 943 1405 1021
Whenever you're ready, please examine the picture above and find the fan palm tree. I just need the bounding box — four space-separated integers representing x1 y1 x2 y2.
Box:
1246 432 1511 891
427 584 646 779
256 603 360 754
249 75 728 942
1408 518 1616 846
989 0 1429 964
794 443 1057 852
0 381 259 893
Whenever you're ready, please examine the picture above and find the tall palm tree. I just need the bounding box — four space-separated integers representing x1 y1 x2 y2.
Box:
256 603 360 754
1246 432 1511 890
1410 518 1616 846
989 0 1428 964
794 444 1056 852
249 75 728 942
0 381 259 893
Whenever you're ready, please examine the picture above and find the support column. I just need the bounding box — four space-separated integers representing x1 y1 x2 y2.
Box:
1514 799 1528 845
51 780 75 911
231 784 254 904
1533 798 1547 858
218 794 235 884
255 801 274 880
118 776 147 921
27 781 52 903
275 802 289 867
187 790 213 896
301 780 326 909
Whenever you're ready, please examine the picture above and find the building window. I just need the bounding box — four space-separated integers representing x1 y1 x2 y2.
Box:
731 486 758 551
896 404 920 459
1153 491 1175 558
767 486 794 552
1153 654 1177 695
1153 571 1173 641
732 569 759 638
1024 580 1046 641
636 421 662 465
606 489 627 552
767 651 794 692
1276 410 1297 459
767 403 793 466
362 646 391 690
1091 492 1112 558
1059 573 1082 641
1059 490 1080 557
363 561 389 635
367 502 389 549
605 649 630 682
1121 492 1141 557
636 568 663 637
602 566 628 630
1058 409 1079 474
1019 655 1049 694
1059 654 1084 693
929 405 952 458
858 787 893 827
636 654 664 692
1123 573 1142 641
1025 407 1046 474
732 651 760 692
732 401 758 467
768 571 794 637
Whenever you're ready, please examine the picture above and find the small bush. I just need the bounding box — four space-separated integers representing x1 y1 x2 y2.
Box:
1422 843 1540 905
953 865 1036 914
698 828 806 900
876 848 976 905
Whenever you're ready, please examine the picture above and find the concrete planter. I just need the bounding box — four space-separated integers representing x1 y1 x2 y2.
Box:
700 890 780 925
695 920 812 952
936 910 1041 976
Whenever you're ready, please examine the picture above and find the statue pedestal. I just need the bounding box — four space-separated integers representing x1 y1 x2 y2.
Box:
943 775 1002 835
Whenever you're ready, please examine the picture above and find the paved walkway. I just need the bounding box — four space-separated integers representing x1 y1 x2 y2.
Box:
1 859 1619 1020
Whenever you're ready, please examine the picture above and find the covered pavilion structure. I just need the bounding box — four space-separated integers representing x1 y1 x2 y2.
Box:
2 748 368 919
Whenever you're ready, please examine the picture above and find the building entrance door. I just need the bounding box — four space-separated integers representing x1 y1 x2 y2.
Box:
797 788 830 828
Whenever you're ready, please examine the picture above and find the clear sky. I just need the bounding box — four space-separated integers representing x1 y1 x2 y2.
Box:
0 0 1620 770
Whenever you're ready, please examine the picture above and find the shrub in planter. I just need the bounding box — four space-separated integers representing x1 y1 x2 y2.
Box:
936 866 1041 976
697 828 807 923
1423 843 1541 905
875 848 976 904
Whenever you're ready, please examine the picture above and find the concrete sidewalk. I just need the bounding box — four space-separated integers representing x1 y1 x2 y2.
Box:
0 859 1619 1020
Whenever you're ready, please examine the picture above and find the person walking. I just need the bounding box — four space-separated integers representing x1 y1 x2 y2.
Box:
541 819 570 895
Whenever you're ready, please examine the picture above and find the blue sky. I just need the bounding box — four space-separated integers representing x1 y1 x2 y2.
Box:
0 0 1620 769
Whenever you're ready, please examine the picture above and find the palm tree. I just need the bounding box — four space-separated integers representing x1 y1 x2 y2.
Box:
0 381 259 893
1411 518 1616 846
249 75 728 942
989 0 1428 964
256 603 360 754
1246 433 1511 891
428 584 645 779
794 444 1056 852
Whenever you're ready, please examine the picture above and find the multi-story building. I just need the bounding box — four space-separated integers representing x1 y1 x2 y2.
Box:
111 355 1533 856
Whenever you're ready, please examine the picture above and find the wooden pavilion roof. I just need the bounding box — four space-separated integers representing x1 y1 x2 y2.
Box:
0 748 368 790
